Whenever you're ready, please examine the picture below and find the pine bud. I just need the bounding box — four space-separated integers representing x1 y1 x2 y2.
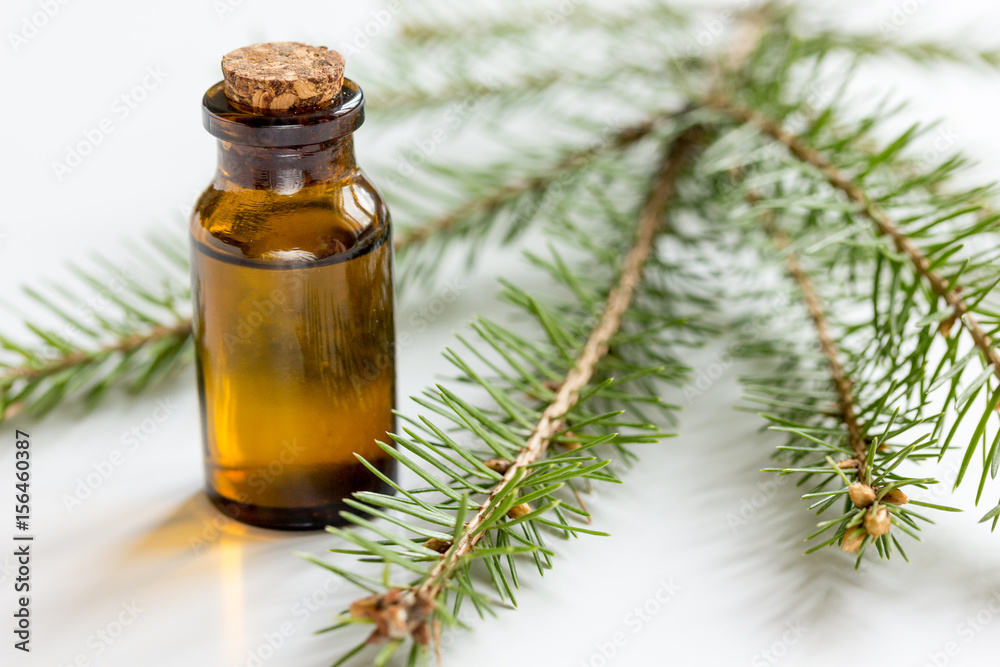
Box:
507 503 532 520
864 507 891 537
881 488 909 505
837 458 859 469
848 482 876 508
840 526 866 554
422 538 452 554
938 316 956 338
483 459 511 473
558 431 582 451
939 289 963 338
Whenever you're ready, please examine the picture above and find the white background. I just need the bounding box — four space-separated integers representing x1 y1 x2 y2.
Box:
4 1 1000 666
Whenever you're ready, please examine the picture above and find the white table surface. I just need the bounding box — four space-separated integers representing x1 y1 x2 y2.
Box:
5 1 1000 665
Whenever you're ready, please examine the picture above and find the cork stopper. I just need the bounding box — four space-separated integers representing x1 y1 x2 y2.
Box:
221 42 345 111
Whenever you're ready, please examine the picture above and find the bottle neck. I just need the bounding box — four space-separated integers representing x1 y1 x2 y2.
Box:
216 135 357 192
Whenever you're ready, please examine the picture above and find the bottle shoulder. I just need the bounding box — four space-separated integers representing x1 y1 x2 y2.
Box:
190 170 389 263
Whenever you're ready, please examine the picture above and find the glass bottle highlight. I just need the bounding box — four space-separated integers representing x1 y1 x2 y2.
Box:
190 43 396 530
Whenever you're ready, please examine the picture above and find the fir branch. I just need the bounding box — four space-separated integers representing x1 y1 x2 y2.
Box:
360 1 689 118
4 322 191 385
2 321 192 421
797 30 1000 69
402 124 701 609
709 95 1000 386
367 59 669 119
753 206 928 560
393 0 687 47
308 122 705 664
698 67 977 557
722 188 951 562
0 233 193 422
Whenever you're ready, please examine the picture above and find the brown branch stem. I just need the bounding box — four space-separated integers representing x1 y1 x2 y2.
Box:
754 201 868 468
1 321 193 420
4 321 193 386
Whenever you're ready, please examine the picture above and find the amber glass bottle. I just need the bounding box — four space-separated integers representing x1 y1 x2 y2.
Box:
190 43 395 530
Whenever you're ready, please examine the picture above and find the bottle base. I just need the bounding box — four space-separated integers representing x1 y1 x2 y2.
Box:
205 481 395 531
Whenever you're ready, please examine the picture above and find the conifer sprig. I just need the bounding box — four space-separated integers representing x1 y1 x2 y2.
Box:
693 22 999 552
305 122 705 664
753 205 945 563
708 76 1000 514
0 233 193 421
709 94 1000 385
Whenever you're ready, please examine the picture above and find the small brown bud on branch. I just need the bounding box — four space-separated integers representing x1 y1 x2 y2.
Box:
864 507 892 537
848 482 876 508
841 526 866 554
881 488 909 505
939 288 963 338
558 431 582 450
483 459 511 473
422 538 452 554
507 503 532 520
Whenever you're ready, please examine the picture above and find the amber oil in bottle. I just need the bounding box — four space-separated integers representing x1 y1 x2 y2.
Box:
190 43 395 530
